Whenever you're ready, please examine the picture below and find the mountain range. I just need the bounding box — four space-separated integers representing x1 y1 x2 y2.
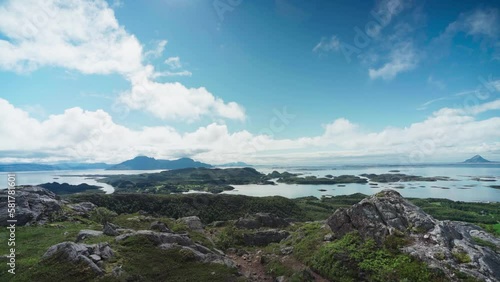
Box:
0 157 254 172
0 162 110 172
106 156 212 170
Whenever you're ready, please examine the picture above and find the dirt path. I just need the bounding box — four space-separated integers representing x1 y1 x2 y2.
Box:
228 250 329 282
228 252 274 281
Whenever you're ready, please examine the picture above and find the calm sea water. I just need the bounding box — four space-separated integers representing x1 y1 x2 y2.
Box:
0 169 166 194
1 165 499 202
222 165 500 202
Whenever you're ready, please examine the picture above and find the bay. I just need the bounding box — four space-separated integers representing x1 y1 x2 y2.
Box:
1 165 499 202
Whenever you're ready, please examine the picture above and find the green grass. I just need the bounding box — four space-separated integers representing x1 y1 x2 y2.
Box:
3 191 499 281
214 224 245 250
115 234 239 281
494 223 500 234
71 192 500 240
472 237 498 251
0 218 239 282
308 232 448 282
289 222 330 263
0 221 101 281
452 251 472 264
264 258 295 277
409 198 500 225
111 213 188 232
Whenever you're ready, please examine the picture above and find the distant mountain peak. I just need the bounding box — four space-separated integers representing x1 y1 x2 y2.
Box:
217 161 252 167
133 156 155 160
107 156 212 170
463 155 491 163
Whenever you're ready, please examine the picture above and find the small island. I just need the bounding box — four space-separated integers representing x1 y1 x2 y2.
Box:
360 173 451 183
99 167 273 194
38 182 104 195
95 168 465 194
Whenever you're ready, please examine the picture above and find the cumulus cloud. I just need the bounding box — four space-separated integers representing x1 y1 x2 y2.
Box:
1 98 499 164
0 0 244 122
119 77 245 122
0 0 143 75
0 98 250 164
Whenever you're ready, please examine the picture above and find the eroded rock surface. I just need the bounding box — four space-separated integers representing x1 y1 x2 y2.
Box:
67 202 97 216
327 189 500 282
0 186 62 226
179 216 204 232
43 242 114 275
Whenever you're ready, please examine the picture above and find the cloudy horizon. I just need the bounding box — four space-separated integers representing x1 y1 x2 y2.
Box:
0 0 499 165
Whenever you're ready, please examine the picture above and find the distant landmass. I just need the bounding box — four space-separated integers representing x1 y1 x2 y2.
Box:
38 182 104 195
106 156 212 170
217 161 252 167
462 155 494 164
0 162 110 172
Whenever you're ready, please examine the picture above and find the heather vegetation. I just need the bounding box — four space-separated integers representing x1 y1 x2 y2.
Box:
1 189 498 281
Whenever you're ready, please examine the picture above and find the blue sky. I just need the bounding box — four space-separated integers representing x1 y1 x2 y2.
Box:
0 0 499 165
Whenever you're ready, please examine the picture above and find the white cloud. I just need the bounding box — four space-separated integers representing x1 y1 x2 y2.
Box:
367 0 408 37
155 70 192 77
313 36 341 52
417 97 448 111
460 8 499 38
368 42 417 80
466 99 500 115
161 56 192 76
164 56 182 69
0 0 143 75
145 40 168 59
119 75 245 122
1 98 499 164
435 8 499 49
0 0 244 122
315 0 417 79
487 79 500 92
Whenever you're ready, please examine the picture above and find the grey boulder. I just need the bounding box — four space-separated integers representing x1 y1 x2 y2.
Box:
0 186 62 226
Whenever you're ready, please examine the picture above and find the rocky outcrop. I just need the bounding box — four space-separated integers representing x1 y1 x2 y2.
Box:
179 216 204 232
103 222 120 236
42 242 114 275
242 229 290 246
150 221 172 233
0 186 62 226
327 189 435 243
235 213 289 229
76 230 103 242
115 230 234 267
327 189 500 282
115 230 193 245
67 202 97 216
